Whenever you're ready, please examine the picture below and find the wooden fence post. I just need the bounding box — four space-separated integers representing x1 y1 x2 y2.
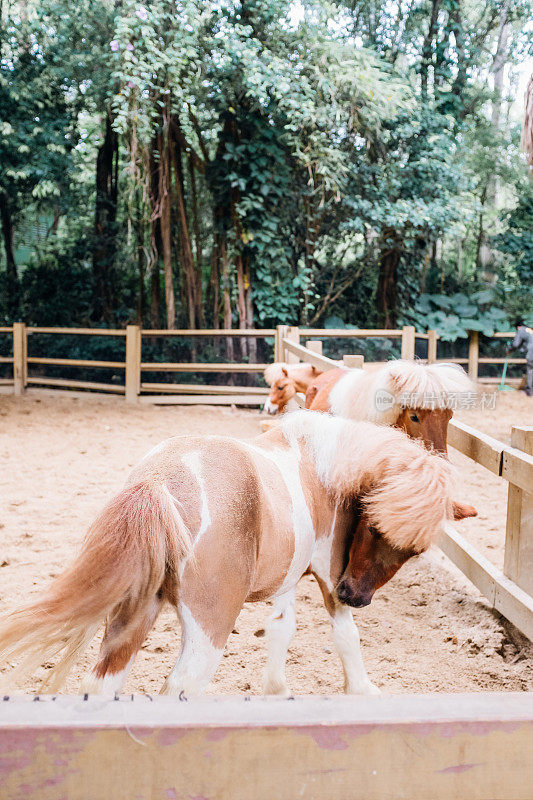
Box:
503 426 533 595
286 326 300 364
427 329 437 364
401 326 415 360
125 325 141 404
275 325 288 362
13 322 26 396
306 340 323 355
468 330 479 381
343 354 364 369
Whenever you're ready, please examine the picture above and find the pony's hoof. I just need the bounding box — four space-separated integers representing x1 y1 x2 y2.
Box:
262 679 290 696
345 681 381 696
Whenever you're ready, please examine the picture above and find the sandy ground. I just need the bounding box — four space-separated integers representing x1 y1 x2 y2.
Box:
0 387 532 696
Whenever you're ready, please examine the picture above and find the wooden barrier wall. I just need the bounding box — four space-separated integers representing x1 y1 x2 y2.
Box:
1 694 533 800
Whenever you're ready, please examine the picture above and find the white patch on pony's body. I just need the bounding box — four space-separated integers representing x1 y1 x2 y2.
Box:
244 441 315 596
263 587 296 695
310 507 337 591
181 451 211 540
330 605 380 696
81 659 133 695
160 603 223 697
140 439 170 463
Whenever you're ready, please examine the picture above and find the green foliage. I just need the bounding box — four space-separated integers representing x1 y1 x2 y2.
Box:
406 290 509 341
1 0 532 343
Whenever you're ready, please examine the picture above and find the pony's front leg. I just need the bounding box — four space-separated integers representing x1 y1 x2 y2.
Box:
263 587 296 696
160 602 227 697
329 605 380 696
314 575 380 696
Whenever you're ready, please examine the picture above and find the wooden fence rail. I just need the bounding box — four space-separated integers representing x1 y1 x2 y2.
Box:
0 323 527 403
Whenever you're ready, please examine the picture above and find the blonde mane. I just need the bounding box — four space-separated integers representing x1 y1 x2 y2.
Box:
282 411 454 552
329 360 475 424
263 361 319 387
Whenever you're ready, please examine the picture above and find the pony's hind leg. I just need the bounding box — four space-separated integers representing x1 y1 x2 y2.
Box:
263 588 296 696
160 601 228 697
81 596 162 694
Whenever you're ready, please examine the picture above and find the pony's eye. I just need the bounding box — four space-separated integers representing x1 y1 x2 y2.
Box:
410 413 419 423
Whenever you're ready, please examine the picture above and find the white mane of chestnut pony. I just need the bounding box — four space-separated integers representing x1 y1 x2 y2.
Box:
282 411 455 552
263 361 320 385
329 359 475 424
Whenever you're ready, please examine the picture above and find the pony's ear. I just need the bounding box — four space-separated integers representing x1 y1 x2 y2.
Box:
281 367 289 377
311 365 318 375
453 501 478 521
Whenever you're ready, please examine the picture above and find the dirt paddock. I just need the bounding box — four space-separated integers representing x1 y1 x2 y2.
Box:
1 387 532 695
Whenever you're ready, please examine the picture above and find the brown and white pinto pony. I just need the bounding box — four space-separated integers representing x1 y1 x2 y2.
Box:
0 413 456 697
304 360 478 605
263 362 323 415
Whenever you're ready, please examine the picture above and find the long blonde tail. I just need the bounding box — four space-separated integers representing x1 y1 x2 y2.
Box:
0 480 192 690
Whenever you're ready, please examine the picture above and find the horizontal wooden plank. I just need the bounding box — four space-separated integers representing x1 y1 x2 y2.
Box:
478 357 525 364
501 447 533 494
478 377 522 385
27 327 126 336
1 694 533 800
26 377 125 393
492 332 516 338
0 327 13 333
299 328 403 338
282 339 341 371
27 357 125 369
139 394 265 405
448 420 504 475
141 362 269 373
0 356 14 363
0 378 13 385
141 382 268 395
440 524 533 642
141 329 276 337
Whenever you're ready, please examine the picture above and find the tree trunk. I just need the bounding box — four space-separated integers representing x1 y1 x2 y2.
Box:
159 125 175 330
376 233 401 328
488 0 510 209
170 122 201 328
420 0 440 102
148 140 162 329
135 188 145 325
93 111 119 322
220 237 234 366
0 189 20 317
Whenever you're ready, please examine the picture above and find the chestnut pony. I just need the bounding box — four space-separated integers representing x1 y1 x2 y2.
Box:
263 362 323 415
304 359 478 605
0 413 456 697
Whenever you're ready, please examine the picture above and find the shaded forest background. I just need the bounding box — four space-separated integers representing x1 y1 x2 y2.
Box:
1 0 532 348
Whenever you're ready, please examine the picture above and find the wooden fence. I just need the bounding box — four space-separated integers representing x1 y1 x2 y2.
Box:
0 323 526 404
277 334 533 642
2 694 533 800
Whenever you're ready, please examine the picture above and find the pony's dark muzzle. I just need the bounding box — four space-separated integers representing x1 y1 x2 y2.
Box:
336 579 372 608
